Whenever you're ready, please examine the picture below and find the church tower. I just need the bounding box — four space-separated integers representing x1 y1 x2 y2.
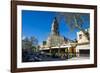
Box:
45 17 65 47
51 17 59 36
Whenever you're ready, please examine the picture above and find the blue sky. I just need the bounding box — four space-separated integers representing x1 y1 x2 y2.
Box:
22 10 90 44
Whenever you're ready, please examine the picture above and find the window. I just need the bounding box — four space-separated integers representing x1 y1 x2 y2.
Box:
79 34 82 39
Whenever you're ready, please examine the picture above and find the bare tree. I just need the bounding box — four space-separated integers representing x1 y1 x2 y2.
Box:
30 36 39 52
30 36 38 47
22 37 32 50
22 36 38 52
56 13 90 40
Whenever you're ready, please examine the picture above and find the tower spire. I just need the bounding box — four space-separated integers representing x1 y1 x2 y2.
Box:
51 17 59 36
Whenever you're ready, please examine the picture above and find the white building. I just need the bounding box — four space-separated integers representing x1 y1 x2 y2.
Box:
76 29 90 57
39 17 90 58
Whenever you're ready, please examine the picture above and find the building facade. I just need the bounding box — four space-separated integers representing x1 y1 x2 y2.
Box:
76 29 90 57
40 17 90 58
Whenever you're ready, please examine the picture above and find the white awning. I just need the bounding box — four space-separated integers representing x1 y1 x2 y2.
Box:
76 44 90 49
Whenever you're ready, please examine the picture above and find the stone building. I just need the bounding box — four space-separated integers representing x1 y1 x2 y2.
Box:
40 17 90 58
40 17 69 50
76 29 90 57
39 17 71 58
